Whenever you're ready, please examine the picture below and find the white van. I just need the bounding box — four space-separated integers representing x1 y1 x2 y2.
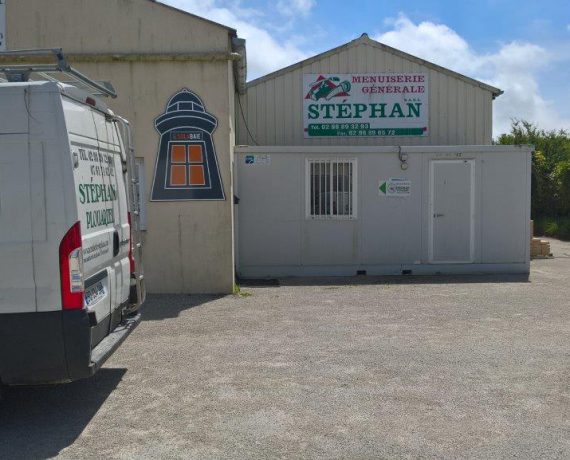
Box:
0 56 145 386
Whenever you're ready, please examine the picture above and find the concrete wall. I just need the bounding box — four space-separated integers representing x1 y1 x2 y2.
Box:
237 36 496 147
235 146 531 277
6 0 230 54
7 0 238 293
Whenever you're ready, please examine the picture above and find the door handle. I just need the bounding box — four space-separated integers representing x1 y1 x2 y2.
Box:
113 230 120 257
433 213 445 218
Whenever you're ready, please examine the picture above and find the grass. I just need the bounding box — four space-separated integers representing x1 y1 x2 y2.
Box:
233 283 252 297
534 217 570 241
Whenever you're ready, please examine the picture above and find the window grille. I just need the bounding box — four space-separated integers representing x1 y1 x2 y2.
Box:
306 158 357 219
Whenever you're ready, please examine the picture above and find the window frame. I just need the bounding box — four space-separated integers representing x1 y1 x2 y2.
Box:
165 142 208 189
305 157 358 220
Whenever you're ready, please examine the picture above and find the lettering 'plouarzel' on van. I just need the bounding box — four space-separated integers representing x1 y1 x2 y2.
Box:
151 89 225 201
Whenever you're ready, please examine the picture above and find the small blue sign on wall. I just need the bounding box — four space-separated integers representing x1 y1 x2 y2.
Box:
244 154 271 166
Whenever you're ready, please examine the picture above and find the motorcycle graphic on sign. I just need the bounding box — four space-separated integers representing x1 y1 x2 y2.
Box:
150 89 225 201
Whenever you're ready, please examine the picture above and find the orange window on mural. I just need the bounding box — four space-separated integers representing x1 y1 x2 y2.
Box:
171 144 187 163
170 165 187 186
188 145 203 163
168 144 206 187
188 145 206 186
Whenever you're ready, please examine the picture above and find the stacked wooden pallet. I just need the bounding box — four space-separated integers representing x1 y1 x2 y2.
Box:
530 220 553 259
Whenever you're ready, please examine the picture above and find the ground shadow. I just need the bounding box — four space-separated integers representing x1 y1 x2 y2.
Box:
238 278 280 287
259 273 530 287
141 293 225 321
0 368 125 459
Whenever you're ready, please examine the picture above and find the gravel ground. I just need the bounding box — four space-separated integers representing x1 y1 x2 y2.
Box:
1 239 570 459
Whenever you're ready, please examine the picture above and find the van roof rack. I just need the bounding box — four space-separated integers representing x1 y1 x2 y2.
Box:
0 48 117 98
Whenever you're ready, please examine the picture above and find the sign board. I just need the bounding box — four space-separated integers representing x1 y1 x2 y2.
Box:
379 178 411 197
151 89 225 201
0 1 5 51
245 154 271 165
303 73 428 138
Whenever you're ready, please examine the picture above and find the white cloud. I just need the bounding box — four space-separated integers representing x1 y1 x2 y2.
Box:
277 0 316 17
375 14 570 136
161 0 309 78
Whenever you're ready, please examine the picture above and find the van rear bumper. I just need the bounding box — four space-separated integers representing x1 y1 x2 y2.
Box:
0 309 141 385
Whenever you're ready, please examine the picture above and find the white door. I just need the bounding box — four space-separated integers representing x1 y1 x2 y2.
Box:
430 160 474 263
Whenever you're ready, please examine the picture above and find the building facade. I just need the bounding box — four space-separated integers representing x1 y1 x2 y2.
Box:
237 34 501 147
234 35 531 278
6 0 246 293
4 5 531 287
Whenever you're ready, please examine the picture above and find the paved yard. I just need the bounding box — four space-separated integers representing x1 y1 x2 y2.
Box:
1 239 570 459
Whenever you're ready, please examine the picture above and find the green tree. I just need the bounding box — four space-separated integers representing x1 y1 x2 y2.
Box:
498 120 570 221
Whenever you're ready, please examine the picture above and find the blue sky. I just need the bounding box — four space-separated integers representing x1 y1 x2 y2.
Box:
162 0 570 137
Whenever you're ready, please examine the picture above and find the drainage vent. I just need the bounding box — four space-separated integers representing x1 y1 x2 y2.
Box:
402 269 413 275
356 270 367 276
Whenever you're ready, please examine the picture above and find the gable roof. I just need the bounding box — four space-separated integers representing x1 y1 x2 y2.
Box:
149 0 237 36
248 34 503 98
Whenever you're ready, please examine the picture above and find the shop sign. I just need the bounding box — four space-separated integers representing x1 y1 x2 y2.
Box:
379 178 411 197
151 89 225 201
303 73 428 138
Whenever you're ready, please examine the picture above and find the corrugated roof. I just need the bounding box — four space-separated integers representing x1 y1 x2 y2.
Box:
248 34 503 98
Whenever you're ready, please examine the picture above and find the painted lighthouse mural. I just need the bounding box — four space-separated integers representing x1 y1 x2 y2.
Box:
151 89 225 201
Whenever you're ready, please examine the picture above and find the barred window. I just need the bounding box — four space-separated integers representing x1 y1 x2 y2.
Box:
307 159 357 219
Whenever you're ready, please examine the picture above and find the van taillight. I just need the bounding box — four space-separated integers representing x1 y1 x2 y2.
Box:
128 212 135 273
59 221 84 310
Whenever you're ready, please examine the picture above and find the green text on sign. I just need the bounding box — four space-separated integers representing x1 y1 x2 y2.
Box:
308 124 425 137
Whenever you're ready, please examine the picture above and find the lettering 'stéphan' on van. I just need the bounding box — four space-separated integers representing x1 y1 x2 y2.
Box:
0 50 145 387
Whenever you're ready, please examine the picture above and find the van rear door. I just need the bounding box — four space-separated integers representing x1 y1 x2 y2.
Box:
63 98 113 339
93 111 130 326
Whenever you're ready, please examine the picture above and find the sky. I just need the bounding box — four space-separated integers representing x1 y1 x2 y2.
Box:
162 0 570 137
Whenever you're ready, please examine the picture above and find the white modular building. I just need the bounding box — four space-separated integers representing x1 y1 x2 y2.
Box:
235 35 532 277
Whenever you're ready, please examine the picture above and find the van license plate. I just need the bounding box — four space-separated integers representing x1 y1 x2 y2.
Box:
85 281 106 307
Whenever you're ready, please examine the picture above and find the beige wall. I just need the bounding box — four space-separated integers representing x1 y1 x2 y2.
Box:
6 0 229 54
7 0 238 293
237 37 495 147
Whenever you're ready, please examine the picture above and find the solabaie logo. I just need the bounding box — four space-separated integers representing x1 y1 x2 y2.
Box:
305 75 351 101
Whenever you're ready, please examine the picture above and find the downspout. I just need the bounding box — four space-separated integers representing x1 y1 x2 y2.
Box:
231 37 247 95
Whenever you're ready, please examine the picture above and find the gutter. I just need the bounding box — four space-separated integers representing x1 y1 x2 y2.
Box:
231 38 247 95
0 52 242 64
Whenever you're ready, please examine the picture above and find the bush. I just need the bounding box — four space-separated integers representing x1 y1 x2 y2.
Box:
533 218 547 236
544 221 559 237
535 217 570 240
558 218 570 241
499 121 570 239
